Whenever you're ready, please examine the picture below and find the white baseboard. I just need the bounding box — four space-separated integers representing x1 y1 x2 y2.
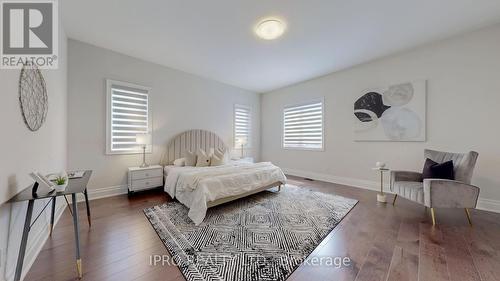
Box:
7 203 66 281
65 185 128 205
86 185 128 201
476 198 500 213
282 168 387 193
282 167 500 214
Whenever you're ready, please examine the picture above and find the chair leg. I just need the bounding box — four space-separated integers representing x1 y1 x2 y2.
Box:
392 194 398 206
430 208 437 226
465 208 472 226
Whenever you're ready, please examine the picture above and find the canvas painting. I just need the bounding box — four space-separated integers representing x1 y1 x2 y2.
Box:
353 80 426 141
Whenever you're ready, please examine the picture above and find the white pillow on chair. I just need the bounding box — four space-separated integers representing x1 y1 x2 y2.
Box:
196 149 211 167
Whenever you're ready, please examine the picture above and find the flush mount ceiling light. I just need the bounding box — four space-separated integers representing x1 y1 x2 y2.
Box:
255 19 286 40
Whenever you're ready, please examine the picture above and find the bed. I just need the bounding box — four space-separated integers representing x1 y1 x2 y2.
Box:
161 129 286 225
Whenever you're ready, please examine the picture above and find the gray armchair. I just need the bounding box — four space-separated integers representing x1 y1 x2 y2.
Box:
390 149 479 225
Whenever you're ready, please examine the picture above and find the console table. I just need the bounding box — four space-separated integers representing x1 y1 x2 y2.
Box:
8 170 92 281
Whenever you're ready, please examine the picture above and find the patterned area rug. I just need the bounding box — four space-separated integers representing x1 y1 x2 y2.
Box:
144 185 358 281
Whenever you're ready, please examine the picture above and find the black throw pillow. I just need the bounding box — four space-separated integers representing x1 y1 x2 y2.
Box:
422 158 455 180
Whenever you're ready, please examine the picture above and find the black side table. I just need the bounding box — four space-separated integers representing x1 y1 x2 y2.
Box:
8 170 93 281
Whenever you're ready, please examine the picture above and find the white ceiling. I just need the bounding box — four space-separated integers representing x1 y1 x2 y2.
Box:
61 0 500 92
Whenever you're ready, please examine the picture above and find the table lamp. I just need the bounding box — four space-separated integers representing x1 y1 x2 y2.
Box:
136 133 152 167
236 137 247 159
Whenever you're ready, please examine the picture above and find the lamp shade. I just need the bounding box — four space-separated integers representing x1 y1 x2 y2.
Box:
236 137 247 146
136 133 152 145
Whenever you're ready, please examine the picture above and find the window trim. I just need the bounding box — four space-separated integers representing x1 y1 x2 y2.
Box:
282 98 325 151
105 79 152 155
233 104 252 149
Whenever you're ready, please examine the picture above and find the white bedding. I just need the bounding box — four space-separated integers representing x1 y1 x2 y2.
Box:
164 162 286 225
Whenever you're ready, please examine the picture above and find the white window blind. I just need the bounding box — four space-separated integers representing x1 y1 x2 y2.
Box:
106 80 151 154
283 100 323 150
234 104 251 148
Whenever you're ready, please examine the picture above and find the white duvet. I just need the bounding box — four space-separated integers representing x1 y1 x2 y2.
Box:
164 162 286 225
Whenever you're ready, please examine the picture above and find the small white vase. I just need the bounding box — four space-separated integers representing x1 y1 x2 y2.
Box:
375 162 386 168
54 182 68 192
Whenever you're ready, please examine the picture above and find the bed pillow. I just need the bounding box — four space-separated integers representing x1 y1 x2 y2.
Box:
210 154 224 166
184 151 197 166
173 158 185 167
214 149 228 163
422 158 455 180
196 149 211 167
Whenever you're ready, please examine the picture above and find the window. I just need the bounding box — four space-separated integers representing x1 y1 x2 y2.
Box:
283 99 324 150
233 104 251 148
106 79 151 154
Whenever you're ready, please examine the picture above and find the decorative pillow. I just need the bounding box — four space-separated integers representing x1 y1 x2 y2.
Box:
215 149 228 162
422 158 455 180
196 149 211 167
210 154 225 166
173 158 185 167
184 151 197 166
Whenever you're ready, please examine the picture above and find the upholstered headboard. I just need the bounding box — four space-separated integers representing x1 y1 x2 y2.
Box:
161 129 227 165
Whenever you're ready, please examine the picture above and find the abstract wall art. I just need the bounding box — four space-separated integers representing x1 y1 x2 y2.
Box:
353 80 426 141
19 62 48 131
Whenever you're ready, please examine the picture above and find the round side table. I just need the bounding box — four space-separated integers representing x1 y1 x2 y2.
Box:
372 167 390 203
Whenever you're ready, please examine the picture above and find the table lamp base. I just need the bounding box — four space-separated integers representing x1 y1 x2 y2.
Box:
377 193 387 203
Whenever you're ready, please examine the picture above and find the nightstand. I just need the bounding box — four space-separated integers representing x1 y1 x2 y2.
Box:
128 165 163 195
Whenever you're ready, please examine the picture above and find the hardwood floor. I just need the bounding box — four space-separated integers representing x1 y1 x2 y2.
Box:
25 176 500 281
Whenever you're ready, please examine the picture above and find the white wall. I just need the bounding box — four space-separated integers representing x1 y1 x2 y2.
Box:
0 25 68 281
261 24 500 212
67 40 260 196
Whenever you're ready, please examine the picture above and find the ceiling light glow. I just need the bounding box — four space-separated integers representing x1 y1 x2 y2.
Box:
255 19 285 40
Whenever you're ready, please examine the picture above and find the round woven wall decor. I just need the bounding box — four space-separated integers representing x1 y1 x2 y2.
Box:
19 63 48 131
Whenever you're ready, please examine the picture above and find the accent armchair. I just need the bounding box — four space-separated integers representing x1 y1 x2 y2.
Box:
390 149 479 225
